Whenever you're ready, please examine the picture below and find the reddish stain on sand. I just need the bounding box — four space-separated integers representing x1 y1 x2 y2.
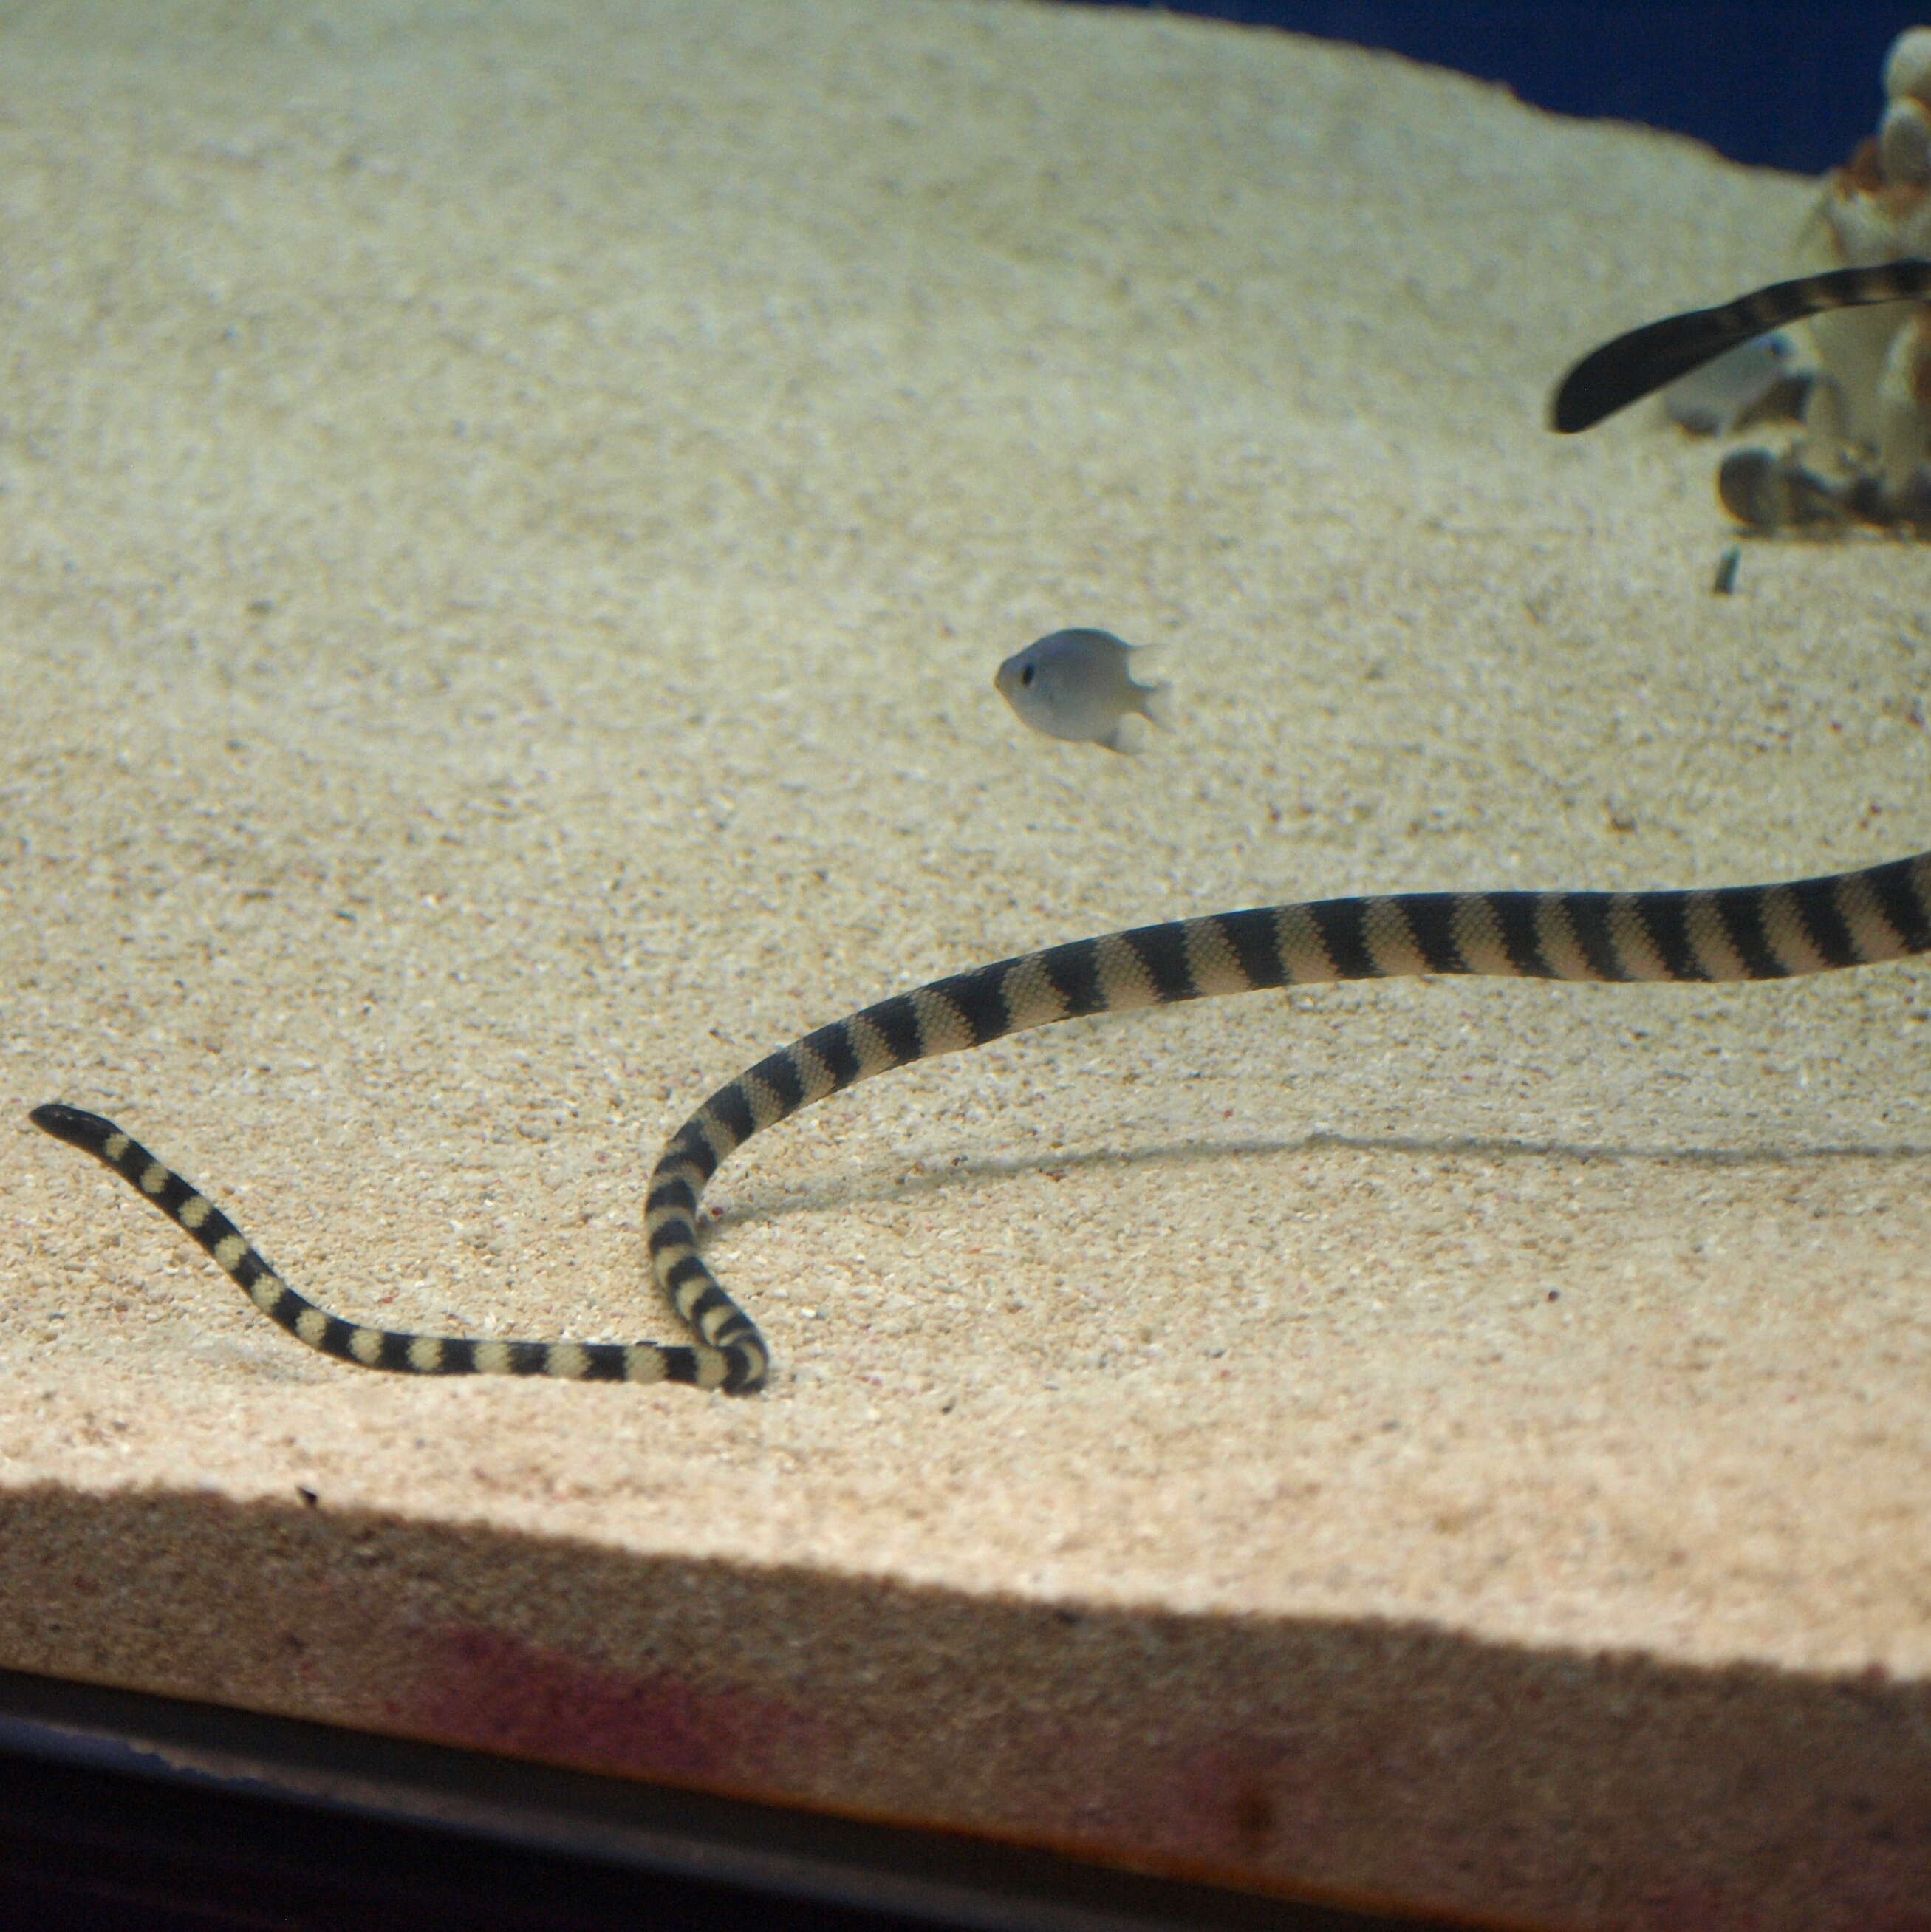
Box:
395 1624 818 1788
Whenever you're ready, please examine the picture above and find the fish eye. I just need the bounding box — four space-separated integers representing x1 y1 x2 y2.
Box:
1020 663 1036 686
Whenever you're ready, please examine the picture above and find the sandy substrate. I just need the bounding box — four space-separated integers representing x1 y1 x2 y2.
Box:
2 4 1928 1926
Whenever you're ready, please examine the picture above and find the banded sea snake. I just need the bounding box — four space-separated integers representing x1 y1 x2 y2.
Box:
33 280 1931 1394
1551 258 1931 434
33 856 1931 1393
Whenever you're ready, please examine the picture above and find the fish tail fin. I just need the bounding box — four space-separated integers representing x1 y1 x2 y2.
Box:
1140 680 1175 731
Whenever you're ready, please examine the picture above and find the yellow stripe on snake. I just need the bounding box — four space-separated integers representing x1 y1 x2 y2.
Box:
33 854 1931 1393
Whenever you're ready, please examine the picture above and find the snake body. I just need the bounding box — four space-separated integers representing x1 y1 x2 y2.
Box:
31 288 1931 1394
1550 259 1931 434
35 852 1931 1393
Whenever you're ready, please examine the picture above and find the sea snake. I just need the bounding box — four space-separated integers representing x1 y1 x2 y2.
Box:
32 854 1931 1393
30 296 1931 1395
1551 258 1931 434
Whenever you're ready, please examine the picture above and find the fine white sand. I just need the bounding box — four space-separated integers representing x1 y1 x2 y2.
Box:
2 4 1927 1926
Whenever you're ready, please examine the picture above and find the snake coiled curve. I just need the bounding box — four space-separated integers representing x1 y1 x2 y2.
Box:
33 850 1931 1392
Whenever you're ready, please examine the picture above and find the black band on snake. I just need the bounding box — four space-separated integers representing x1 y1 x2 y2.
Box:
1550 259 1931 434
33 852 1931 1393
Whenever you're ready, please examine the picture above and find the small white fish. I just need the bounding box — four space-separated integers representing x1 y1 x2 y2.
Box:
994 628 1173 754
1663 332 1798 437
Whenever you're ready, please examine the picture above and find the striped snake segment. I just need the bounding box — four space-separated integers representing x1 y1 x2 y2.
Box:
34 851 1931 1393
1551 259 1931 434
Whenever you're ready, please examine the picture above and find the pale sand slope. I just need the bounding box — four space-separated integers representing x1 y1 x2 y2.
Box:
1 3 1927 1926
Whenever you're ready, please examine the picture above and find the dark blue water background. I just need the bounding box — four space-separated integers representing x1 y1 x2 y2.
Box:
1074 3 1931 174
